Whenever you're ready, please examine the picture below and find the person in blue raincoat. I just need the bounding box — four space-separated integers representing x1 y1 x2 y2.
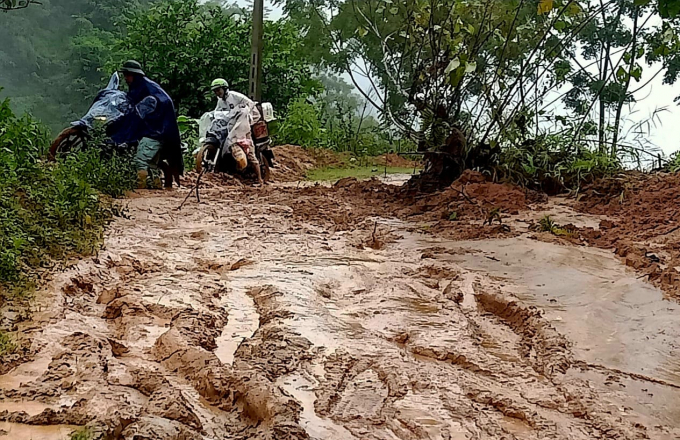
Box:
120 60 184 189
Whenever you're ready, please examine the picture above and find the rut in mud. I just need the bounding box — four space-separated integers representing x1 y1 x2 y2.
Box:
1 177 679 439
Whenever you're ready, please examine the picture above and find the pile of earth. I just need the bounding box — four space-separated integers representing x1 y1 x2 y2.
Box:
575 172 680 299
235 170 544 241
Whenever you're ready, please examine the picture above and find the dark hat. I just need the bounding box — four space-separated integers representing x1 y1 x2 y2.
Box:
121 60 145 75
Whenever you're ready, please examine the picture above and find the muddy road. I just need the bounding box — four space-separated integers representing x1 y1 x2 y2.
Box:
1 178 680 439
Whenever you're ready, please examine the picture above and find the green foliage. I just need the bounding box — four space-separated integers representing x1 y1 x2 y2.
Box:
495 135 621 193
281 0 680 167
178 115 198 171
0 331 17 356
664 151 680 172
0 98 133 294
70 428 93 440
0 0 147 133
113 0 321 117
538 215 570 236
274 98 323 147
274 95 415 155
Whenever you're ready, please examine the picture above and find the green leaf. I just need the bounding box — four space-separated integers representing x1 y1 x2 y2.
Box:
357 27 368 37
445 58 460 75
616 66 628 83
538 0 554 15
631 65 643 81
659 0 680 18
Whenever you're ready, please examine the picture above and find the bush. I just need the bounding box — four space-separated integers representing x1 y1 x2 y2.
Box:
664 151 680 173
0 98 134 294
274 98 323 148
494 135 622 194
273 97 416 156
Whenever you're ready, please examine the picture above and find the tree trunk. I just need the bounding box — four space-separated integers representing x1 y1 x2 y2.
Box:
612 9 639 158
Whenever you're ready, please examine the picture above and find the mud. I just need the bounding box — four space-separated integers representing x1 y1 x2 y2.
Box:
576 173 680 299
0 173 679 439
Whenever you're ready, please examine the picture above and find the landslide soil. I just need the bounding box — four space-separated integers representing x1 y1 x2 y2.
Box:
575 172 680 299
0 166 679 439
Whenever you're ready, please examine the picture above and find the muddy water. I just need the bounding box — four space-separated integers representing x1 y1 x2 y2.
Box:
403 235 680 426
0 422 76 439
2 187 680 439
214 286 259 365
433 237 680 383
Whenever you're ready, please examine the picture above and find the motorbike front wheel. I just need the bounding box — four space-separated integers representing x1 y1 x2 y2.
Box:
48 126 88 161
195 143 218 174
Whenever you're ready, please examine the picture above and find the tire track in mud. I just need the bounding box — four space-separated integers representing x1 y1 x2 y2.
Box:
0 187 677 439
0 195 310 439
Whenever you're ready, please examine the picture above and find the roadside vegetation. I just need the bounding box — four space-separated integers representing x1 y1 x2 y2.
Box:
0 97 134 298
4 0 680 293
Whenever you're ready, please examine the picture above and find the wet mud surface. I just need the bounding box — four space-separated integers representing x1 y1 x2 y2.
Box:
1 174 680 439
575 173 680 299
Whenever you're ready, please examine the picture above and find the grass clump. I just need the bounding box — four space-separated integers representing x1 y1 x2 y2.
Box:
0 331 17 356
70 427 93 440
0 97 135 296
538 215 571 236
495 135 621 194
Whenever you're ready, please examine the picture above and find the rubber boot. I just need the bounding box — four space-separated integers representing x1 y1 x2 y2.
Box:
137 170 148 189
159 162 172 189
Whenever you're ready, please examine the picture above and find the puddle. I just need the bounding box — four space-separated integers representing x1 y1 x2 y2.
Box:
399 236 680 383
0 400 55 416
0 355 51 390
437 237 680 385
0 422 76 439
214 287 260 365
277 370 357 439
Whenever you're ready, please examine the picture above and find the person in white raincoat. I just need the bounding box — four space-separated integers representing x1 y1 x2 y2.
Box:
210 78 261 123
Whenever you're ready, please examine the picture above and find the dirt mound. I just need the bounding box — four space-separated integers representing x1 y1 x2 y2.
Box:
244 170 542 241
271 145 319 181
575 172 680 299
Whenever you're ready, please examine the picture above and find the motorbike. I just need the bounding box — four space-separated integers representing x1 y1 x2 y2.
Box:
49 73 139 161
194 102 275 182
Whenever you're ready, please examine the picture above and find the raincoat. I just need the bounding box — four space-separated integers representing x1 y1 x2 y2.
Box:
215 90 261 123
71 73 140 145
127 76 184 174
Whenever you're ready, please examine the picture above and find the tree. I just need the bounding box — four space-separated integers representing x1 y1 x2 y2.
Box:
0 0 39 11
280 0 680 164
281 0 589 148
113 0 321 117
0 0 147 132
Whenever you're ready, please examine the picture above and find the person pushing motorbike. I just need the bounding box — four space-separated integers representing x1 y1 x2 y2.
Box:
122 60 184 189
